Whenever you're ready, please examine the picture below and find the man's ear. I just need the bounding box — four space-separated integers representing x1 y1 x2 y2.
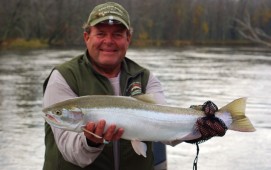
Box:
127 31 132 43
83 32 89 42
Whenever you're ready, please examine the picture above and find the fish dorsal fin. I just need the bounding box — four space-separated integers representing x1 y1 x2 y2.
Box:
131 140 147 157
132 94 158 104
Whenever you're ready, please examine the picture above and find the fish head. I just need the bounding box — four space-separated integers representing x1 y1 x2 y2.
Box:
42 106 85 132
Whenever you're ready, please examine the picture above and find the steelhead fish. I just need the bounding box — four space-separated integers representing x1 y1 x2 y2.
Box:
42 95 255 157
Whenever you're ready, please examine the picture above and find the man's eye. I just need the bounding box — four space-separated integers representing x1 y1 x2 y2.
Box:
113 33 123 38
96 32 105 37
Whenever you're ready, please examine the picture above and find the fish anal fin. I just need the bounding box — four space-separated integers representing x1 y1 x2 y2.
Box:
131 140 147 157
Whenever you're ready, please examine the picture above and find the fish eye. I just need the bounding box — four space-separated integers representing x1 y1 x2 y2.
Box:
54 110 62 116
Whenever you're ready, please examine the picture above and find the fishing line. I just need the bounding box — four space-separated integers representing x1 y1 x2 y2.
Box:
191 116 227 170
193 142 199 170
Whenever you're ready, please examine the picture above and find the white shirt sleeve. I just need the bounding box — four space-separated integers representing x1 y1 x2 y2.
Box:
43 70 104 168
146 73 167 105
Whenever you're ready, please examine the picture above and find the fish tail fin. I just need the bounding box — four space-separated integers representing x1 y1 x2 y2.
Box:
219 97 256 132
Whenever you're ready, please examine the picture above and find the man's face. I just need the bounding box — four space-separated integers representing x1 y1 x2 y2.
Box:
84 23 131 72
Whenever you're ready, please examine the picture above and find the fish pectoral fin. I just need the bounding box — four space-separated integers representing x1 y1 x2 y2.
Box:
131 140 147 157
81 127 102 139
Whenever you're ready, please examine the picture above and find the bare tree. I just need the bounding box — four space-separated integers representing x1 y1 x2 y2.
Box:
235 12 271 47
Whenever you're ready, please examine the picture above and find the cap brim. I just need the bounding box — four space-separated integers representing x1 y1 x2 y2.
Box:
90 16 129 29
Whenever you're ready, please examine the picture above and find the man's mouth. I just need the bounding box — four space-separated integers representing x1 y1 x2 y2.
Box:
100 48 117 52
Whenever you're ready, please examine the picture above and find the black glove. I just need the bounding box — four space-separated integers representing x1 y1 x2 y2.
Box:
190 100 218 116
187 100 227 144
202 100 218 116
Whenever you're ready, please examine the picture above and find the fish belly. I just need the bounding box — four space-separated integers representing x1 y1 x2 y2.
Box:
82 108 198 142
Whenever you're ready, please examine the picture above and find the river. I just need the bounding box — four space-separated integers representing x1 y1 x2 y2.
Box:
0 47 270 170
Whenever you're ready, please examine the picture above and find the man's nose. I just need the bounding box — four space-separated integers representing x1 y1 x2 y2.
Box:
103 34 114 44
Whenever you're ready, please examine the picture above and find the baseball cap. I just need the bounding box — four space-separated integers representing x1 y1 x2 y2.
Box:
87 2 130 29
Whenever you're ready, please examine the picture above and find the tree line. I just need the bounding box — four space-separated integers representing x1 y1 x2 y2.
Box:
1 0 271 47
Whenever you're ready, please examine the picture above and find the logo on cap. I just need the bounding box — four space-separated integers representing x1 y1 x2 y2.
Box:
87 2 130 29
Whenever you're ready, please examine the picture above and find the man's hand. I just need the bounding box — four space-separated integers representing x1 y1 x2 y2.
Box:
190 100 218 116
83 120 124 147
202 100 218 116
187 100 227 144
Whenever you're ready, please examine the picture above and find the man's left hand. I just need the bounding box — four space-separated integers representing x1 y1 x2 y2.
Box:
187 100 228 144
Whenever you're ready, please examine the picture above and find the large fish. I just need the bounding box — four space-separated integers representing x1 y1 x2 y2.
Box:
42 95 255 157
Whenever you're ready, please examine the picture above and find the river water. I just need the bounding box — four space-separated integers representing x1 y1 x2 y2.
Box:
0 47 270 170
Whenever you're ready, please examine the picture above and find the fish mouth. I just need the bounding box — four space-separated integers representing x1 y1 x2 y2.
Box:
42 113 64 127
43 113 58 123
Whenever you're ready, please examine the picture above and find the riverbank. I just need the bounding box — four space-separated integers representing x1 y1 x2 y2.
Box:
0 39 48 50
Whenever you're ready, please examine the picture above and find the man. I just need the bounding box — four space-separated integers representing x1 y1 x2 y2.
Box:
42 2 227 170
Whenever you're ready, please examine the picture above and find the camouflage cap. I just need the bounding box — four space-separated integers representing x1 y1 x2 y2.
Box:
87 2 130 29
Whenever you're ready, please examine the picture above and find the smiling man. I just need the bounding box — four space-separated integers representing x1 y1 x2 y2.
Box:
43 2 167 170
42 2 228 170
